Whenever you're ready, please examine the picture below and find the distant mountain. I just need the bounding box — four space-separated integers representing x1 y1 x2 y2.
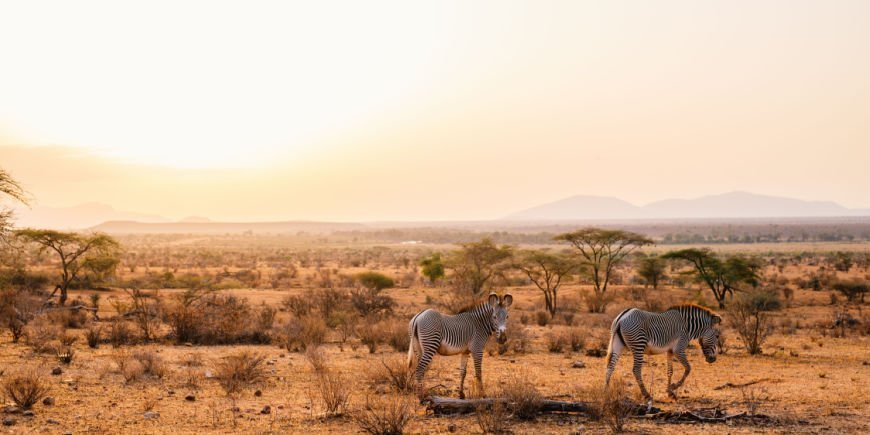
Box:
178 216 212 223
90 220 367 234
12 202 170 230
506 191 870 221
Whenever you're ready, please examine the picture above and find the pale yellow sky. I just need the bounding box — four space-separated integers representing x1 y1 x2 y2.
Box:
1 1 869 221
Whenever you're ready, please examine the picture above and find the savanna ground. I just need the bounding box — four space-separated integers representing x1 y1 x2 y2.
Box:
1 234 868 434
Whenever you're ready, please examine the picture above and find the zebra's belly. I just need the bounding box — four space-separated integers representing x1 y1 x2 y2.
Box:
437 342 468 356
645 340 676 355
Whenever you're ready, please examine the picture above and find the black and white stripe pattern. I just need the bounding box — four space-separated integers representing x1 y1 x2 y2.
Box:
407 293 512 399
604 304 722 409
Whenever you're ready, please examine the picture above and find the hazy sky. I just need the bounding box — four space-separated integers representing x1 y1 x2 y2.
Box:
1 1 869 221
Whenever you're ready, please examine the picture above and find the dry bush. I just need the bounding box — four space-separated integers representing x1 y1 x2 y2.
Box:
498 374 543 420
488 323 531 355
120 359 145 384
476 401 510 434
47 304 89 329
728 289 782 355
2 370 50 409
109 319 136 347
585 378 633 433
535 310 549 326
305 346 328 374
214 351 266 396
315 369 351 417
584 291 615 314
181 366 204 390
567 328 585 352
166 293 273 345
358 321 387 354
85 324 102 348
383 318 410 352
332 310 358 349
353 394 413 435
546 332 566 353
279 314 327 352
24 316 62 353
132 350 168 379
0 288 42 343
282 294 312 317
366 357 414 394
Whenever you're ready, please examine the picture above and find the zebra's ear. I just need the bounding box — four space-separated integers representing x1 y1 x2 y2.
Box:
488 293 499 307
711 314 722 324
502 294 513 308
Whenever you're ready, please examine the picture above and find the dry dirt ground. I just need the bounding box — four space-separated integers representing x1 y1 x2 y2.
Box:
1 273 868 433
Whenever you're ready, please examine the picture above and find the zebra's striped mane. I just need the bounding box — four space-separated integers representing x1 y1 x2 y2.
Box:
667 303 719 318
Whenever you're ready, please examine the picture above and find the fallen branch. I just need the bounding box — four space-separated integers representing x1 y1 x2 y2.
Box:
713 378 772 390
425 395 658 416
644 409 778 425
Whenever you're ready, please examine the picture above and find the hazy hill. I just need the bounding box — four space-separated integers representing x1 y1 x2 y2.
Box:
507 191 870 221
12 202 169 230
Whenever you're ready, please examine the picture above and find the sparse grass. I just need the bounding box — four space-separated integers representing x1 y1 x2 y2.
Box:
315 368 351 417
476 401 510 434
499 373 543 420
366 356 415 394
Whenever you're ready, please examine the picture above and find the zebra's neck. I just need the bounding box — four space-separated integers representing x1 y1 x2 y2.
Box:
676 307 711 339
454 303 495 334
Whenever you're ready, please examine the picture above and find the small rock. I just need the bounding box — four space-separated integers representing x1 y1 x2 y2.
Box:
231 407 240 413
167 390 175 395
447 423 457 432
3 417 14 426
204 370 214 379
260 406 271 415
266 360 276 365
184 342 193 347
43 397 55 406
22 410 33 417
51 367 63 376
185 395 196 402
61 378 75 384
863 361 869 366
2 406 20 414
254 390 262 397
46 418 60 424
571 361 586 369
143 411 159 420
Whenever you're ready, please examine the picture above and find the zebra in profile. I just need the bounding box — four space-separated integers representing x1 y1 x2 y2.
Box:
407 293 513 399
605 304 722 410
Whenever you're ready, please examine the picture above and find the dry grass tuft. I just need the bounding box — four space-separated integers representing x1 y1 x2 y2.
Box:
314 368 351 417
2 370 50 409
476 401 510 434
214 351 266 396
499 373 543 420
366 356 415 394
353 394 413 435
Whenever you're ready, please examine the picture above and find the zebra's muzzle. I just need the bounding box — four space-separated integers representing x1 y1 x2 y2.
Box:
496 332 507 344
705 355 716 363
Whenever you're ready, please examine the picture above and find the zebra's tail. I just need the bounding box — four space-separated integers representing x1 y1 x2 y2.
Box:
407 312 421 370
606 308 632 361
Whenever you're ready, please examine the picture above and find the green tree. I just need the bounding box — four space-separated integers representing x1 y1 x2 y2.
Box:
355 271 394 291
419 252 445 284
446 238 513 298
554 228 653 312
515 249 576 318
15 229 120 305
636 255 666 289
662 248 760 308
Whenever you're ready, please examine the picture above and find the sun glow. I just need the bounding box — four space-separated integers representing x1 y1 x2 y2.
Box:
0 1 454 168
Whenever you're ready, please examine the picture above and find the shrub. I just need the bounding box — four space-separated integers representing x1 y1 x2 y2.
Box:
832 279 868 303
109 319 136 347
85 324 102 348
316 369 351 417
305 346 328 374
476 401 510 434
0 288 41 343
354 394 413 435
24 316 62 353
358 321 387 354
281 294 312 317
499 374 542 420
384 318 410 352
279 315 327 352
2 370 50 409
728 289 782 355
546 332 566 353
584 291 615 314
535 311 549 327
132 350 168 379
166 293 274 345
214 351 266 396
367 357 414 394
567 328 585 352
595 377 633 433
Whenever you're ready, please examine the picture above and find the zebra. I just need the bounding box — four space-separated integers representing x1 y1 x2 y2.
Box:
407 292 513 399
604 304 722 410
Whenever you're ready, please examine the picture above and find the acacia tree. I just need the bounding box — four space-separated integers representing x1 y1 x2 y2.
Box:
662 248 760 308
554 228 653 312
419 252 445 285
636 255 666 289
515 249 576 318
0 168 28 241
15 229 120 305
446 238 513 298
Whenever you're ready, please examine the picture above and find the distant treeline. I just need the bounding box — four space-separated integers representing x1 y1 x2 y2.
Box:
334 221 870 245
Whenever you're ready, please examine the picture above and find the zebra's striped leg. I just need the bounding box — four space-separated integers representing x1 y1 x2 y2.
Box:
631 351 653 410
414 349 436 400
458 352 469 399
472 351 485 398
666 351 677 399
671 350 691 391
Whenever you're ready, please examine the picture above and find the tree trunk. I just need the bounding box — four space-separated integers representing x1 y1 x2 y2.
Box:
425 395 658 416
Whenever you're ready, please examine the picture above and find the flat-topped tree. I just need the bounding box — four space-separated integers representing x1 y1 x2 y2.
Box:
554 228 653 312
0 168 28 239
515 249 577 318
15 229 119 306
662 248 760 308
446 238 513 299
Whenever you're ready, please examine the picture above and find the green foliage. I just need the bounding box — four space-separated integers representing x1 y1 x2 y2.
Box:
356 271 394 291
446 238 513 298
636 254 666 289
419 252 445 284
662 248 760 308
515 249 575 317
